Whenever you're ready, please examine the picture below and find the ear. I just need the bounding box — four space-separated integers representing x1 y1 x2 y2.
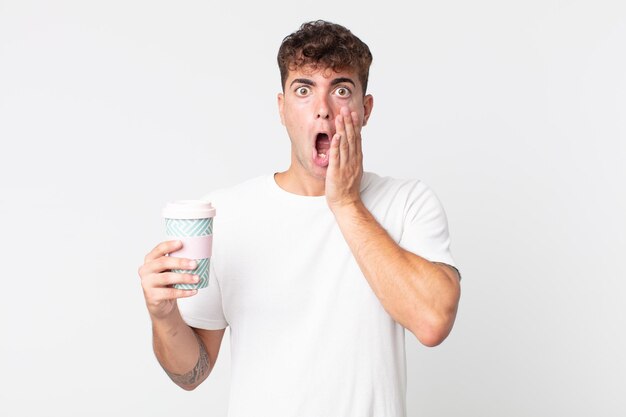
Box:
362 94 374 126
277 93 285 126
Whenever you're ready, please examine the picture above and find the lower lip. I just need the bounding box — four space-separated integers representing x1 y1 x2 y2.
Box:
313 151 329 167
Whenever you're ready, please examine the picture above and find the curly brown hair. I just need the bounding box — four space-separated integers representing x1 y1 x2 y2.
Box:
277 20 373 95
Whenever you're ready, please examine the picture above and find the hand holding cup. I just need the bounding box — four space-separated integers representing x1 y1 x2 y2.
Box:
138 200 216 320
138 240 201 320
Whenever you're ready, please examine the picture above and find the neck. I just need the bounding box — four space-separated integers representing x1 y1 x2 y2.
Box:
274 168 326 196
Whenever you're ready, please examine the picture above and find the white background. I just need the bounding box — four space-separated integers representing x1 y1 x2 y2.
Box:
1 1 625 416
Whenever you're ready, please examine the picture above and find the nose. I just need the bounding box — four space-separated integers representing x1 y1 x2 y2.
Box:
316 96 331 120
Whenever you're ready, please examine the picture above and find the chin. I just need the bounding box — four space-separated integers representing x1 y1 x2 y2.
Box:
308 166 328 180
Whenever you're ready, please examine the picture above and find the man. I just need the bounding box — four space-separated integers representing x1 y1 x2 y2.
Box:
138 20 461 416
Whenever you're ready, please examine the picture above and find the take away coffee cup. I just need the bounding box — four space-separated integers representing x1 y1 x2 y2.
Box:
162 200 216 290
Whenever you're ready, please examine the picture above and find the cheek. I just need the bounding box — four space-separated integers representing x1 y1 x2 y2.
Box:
285 112 304 127
285 101 308 119
336 99 365 123
289 104 313 124
283 111 308 136
349 106 365 126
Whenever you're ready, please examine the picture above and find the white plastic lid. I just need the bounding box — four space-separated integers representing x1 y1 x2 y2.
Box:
162 200 216 219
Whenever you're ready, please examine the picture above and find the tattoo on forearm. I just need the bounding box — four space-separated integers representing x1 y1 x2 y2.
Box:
163 331 210 387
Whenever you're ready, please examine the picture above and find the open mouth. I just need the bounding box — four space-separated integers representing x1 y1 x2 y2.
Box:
315 133 331 158
313 133 331 167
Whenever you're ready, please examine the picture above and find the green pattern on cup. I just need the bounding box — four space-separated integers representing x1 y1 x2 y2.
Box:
165 218 213 237
165 217 213 290
172 257 210 290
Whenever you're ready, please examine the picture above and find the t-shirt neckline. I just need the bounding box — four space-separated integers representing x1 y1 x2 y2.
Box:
265 172 373 203
266 173 327 203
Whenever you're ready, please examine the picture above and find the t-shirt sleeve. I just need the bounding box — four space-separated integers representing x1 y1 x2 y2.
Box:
178 260 228 330
398 181 458 273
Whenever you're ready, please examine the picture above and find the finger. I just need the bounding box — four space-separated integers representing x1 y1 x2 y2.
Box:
335 112 346 143
337 112 350 167
144 256 198 276
352 110 363 134
328 133 341 172
152 287 198 301
341 108 357 152
144 240 183 263
352 111 363 158
153 272 200 288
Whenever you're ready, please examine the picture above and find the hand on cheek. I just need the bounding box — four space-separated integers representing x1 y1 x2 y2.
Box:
325 107 364 211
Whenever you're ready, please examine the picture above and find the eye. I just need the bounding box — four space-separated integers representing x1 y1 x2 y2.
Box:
295 86 311 96
334 86 352 97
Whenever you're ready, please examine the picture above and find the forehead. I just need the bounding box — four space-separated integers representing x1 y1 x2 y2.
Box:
286 65 361 86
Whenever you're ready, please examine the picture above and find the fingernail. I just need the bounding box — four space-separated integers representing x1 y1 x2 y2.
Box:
193 275 200 282
188 260 197 268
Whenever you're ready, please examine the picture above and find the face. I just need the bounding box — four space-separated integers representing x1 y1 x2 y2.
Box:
277 66 373 182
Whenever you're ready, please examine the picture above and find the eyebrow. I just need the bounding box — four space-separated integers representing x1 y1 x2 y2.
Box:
289 77 356 88
331 77 356 87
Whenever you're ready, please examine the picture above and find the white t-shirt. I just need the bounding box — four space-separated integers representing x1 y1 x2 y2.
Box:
178 172 457 417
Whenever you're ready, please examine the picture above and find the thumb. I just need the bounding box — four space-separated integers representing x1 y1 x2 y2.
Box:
329 133 341 168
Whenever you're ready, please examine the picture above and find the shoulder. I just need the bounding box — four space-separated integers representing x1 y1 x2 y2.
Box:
361 172 447 222
200 174 270 205
361 171 435 201
198 175 273 225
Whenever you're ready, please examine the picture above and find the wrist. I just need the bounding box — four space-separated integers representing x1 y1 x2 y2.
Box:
330 198 366 219
151 306 185 336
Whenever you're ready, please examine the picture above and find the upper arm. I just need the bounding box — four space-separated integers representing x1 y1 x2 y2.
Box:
193 327 226 371
399 182 457 268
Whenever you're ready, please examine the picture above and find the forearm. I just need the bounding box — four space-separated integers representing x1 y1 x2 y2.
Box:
151 308 210 390
332 201 460 346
